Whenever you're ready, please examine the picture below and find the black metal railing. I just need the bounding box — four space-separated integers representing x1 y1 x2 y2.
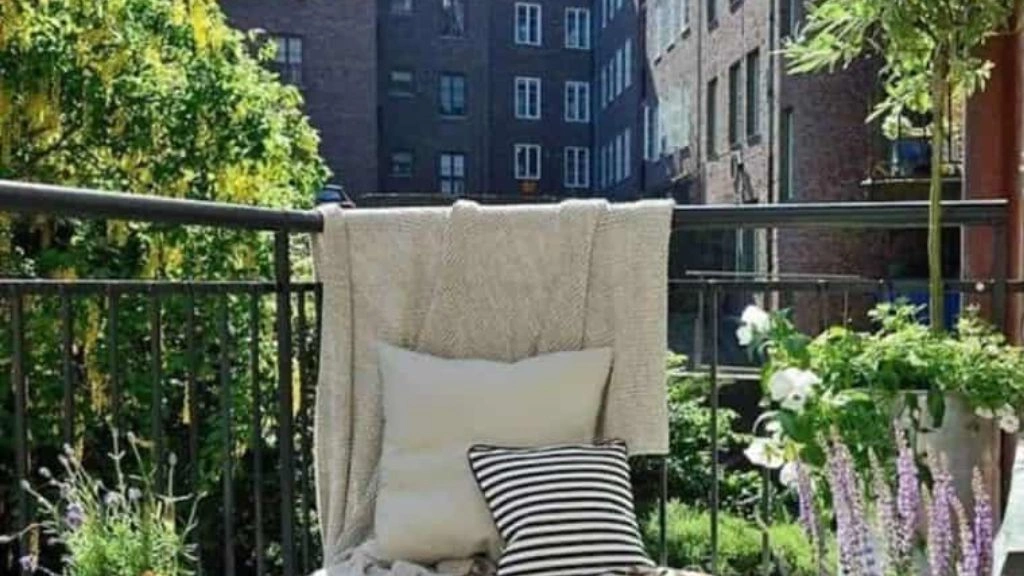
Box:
0 179 1019 576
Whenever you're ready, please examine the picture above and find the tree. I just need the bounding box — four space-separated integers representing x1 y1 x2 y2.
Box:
784 0 1017 330
0 1 329 570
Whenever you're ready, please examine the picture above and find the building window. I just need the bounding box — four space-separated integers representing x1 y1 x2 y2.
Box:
728 60 741 147
391 151 414 177
746 49 760 140
439 153 466 195
780 108 794 201
514 144 541 180
389 69 415 96
613 133 623 183
270 35 303 85
515 2 542 46
604 143 613 187
601 0 609 28
614 48 624 97
391 0 413 15
565 7 591 49
440 73 467 116
736 229 756 272
564 81 590 123
644 104 658 160
681 87 692 151
624 39 633 89
600 68 609 108
780 0 797 38
618 128 626 178
441 0 466 37
564 147 590 188
706 77 717 157
514 76 541 120
680 0 691 31
656 0 671 54
707 0 717 27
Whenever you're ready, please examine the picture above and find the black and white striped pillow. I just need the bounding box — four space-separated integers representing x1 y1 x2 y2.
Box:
467 441 655 576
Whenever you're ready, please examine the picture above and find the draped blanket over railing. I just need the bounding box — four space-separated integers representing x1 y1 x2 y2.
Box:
310 200 673 574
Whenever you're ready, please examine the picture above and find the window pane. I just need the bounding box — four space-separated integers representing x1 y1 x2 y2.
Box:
728 61 740 146
442 0 465 36
706 78 717 156
746 50 760 138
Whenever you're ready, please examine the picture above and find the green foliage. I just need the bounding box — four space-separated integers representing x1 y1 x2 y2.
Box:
0 1 329 570
784 0 1015 127
644 501 827 576
632 354 762 519
9 431 197 576
751 303 1024 470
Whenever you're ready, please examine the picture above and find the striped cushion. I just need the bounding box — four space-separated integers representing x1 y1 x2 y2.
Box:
467 441 655 576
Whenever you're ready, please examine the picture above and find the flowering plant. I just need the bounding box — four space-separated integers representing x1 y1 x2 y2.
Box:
739 302 1023 472
789 425 993 576
1 431 197 576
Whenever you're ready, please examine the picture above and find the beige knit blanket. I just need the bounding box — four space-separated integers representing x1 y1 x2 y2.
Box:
310 199 673 575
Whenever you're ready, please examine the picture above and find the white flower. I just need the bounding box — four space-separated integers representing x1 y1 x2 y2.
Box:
779 461 800 488
1000 414 1020 434
736 305 771 346
769 368 820 412
744 437 785 469
975 407 995 419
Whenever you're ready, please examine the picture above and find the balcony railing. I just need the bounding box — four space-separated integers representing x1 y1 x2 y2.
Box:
0 179 1020 575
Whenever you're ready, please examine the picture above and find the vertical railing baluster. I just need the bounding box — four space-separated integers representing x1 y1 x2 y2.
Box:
60 286 75 446
107 286 120 430
297 288 312 573
250 287 266 576
219 294 236 576
10 286 29 550
185 286 202 576
149 287 163 485
275 232 297 576
710 283 720 576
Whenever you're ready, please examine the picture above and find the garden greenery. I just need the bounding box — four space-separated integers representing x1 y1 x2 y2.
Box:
740 303 1023 471
0 0 328 569
3 431 197 576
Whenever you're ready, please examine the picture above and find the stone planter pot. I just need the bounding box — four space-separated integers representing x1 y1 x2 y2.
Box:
900 392 1005 514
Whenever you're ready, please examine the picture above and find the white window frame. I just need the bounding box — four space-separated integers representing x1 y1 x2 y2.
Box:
624 39 633 89
439 152 466 196
514 144 542 180
618 127 626 177
600 68 609 109
681 86 693 151
514 2 542 46
564 81 590 123
514 76 541 120
564 147 590 189
565 7 591 49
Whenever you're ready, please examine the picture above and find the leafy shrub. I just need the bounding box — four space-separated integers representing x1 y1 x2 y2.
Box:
643 501 823 576
632 354 762 518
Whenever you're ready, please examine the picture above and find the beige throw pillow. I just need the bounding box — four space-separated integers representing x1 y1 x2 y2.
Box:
374 343 613 565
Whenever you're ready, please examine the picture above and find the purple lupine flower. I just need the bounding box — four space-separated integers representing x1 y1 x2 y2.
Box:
869 450 897 573
926 455 955 576
65 502 85 531
794 461 819 546
19 554 37 573
972 469 993 576
826 434 882 576
894 426 920 559
951 493 978 576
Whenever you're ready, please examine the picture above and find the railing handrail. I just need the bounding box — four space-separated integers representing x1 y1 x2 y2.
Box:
0 179 325 232
0 179 1010 233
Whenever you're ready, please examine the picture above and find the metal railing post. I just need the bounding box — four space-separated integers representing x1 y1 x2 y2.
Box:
275 231 297 576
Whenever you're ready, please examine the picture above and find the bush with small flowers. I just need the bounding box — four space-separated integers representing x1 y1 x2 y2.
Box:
1 430 198 576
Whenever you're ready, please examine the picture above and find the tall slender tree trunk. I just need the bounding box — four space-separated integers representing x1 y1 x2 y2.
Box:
929 53 949 331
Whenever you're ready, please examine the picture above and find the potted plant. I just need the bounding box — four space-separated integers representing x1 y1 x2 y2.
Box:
1 431 198 575
738 303 1022 506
